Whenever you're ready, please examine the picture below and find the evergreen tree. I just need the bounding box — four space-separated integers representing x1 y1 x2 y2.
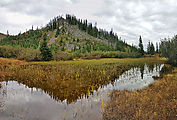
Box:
40 33 53 61
147 41 151 54
116 39 120 51
156 42 159 53
61 46 65 51
88 23 93 35
150 42 155 55
55 27 60 38
7 30 9 36
138 36 144 55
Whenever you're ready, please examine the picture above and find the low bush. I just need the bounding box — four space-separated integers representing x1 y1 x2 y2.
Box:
0 46 42 61
0 46 22 58
53 51 74 61
101 51 141 58
17 48 42 61
81 51 102 59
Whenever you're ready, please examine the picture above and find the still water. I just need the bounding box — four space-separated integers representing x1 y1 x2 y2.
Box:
0 64 163 120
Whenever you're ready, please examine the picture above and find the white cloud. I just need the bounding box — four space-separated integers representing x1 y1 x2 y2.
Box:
140 22 153 30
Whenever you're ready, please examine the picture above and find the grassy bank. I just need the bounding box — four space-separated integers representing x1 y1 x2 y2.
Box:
0 58 165 104
103 67 177 120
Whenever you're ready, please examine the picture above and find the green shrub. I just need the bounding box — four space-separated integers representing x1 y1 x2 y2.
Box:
0 46 22 58
0 46 42 61
82 51 102 59
72 52 82 58
101 51 141 58
17 48 42 61
53 51 73 61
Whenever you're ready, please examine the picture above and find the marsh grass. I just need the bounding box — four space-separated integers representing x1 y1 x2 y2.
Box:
103 67 177 120
0 58 165 104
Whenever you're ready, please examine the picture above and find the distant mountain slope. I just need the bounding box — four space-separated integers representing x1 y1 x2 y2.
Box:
0 14 140 60
0 33 6 40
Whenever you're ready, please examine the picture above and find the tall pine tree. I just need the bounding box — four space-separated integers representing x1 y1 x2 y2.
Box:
150 42 155 55
138 36 144 56
147 41 151 54
40 33 53 61
156 42 159 53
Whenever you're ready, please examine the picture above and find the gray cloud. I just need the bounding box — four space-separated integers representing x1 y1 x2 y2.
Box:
0 0 177 49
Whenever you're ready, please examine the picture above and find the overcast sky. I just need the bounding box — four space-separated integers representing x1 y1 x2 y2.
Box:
0 0 177 48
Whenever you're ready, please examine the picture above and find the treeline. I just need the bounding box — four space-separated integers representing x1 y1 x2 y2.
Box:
147 41 159 55
138 35 177 66
138 36 160 56
160 35 177 66
66 14 124 45
47 15 65 32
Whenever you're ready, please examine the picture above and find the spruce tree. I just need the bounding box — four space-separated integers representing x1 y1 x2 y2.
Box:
156 42 159 53
138 36 144 56
55 27 60 38
150 42 155 55
147 41 151 54
7 30 9 36
116 39 120 51
40 33 53 61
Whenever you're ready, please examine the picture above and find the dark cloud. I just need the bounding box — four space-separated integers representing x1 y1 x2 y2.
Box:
0 0 177 48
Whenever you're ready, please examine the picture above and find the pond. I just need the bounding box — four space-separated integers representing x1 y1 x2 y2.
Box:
0 64 164 120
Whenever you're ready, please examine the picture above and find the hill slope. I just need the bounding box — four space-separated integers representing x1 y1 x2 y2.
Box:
0 33 6 40
0 14 141 61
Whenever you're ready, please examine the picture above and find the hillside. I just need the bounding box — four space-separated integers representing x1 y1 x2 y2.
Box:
0 14 141 61
0 33 6 40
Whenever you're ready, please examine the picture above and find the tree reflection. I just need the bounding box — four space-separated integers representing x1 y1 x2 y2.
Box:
140 65 144 79
147 64 154 73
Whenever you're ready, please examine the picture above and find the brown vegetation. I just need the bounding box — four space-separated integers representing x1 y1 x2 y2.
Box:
0 58 26 77
0 58 25 65
103 68 177 120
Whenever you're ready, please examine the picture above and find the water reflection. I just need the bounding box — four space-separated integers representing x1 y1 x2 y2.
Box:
140 65 144 79
111 64 164 91
0 81 107 120
0 63 164 120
